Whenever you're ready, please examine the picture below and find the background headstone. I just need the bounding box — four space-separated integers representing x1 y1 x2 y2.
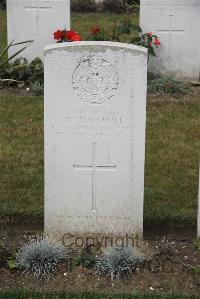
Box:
140 0 200 81
7 0 70 62
44 41 147 237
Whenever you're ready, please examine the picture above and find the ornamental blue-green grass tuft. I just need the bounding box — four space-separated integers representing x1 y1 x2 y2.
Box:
96 247 143 280
16 235 66 279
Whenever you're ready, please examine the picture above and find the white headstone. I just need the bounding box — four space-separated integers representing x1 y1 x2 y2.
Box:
7 0 70 62
44 41 147 238
140 0 200 81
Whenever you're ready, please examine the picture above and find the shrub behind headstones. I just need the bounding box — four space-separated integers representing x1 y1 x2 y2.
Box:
102 0 125 13
71 0 97 12
0 0 6 9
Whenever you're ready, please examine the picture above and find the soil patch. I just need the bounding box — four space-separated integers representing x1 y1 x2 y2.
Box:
0 225 200 295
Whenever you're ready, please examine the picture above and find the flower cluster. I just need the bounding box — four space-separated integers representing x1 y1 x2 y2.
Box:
141 32 161 49
53 25 160 58
54 29 81 43
90 24 106 41
91 25 101 36
140 32 161 57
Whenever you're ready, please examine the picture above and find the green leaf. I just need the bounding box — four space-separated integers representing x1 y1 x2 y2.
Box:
11 40 33 46
7 259 17 270
192 266 200 273
18 82 25 88
0 40 14 60
1 46 28 67
131 36 141 44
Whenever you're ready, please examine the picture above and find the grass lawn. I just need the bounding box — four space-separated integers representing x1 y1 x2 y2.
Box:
0 290 198 299
0 95 199 227
71 12 139 42
0 10 139 46
0 95 44 222
145 101 199 227
0 10 200 227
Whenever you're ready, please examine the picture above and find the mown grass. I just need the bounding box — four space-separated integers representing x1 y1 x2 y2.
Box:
0 95 199 227
145 101 200 227
0 290 198 299
0 95 44 222
71 12 139 42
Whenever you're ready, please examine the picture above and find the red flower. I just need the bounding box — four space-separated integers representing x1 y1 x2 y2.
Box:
66 30 76 40
70 33 81 41
155 37 161 46
147 32 153 37
91 25 100 35
54 30 62 40
65 30 81 41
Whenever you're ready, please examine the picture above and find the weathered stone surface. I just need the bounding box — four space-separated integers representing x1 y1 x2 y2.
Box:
44 41 147 237
140 0 200 81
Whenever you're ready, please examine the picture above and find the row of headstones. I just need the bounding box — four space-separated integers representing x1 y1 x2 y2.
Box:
6 1 200 238
7 0 200 81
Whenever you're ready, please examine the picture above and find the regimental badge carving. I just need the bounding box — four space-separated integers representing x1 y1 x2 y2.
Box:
72 55 119 104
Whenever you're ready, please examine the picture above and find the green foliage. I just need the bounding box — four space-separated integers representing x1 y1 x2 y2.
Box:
74 245 99 269
88 19 158 58
102 0 140 13
89 19 141 43
193 238 200 250
0 0 6 9
117 19 142 35
70 0 139 13
138 33 160 57
7 258 17 270
0 57 44 94
16 235 66 279
127 0 140 4
71 0 97 12
96 247 143 279
102 0 125 13
148 78 189 97
192 265 200 273
0 231 16 266
31 81 44 96
0 40 34 90
0 40 33 69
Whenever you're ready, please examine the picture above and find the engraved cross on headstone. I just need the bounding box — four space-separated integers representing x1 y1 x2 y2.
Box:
73 143 117 211
157 14 184 51
24 0 52 38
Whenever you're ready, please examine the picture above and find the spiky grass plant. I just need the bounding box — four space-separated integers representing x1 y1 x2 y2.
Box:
16 235 66 279
96 247 143 280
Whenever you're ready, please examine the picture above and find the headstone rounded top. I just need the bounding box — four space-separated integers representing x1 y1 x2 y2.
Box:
44 41 148 56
